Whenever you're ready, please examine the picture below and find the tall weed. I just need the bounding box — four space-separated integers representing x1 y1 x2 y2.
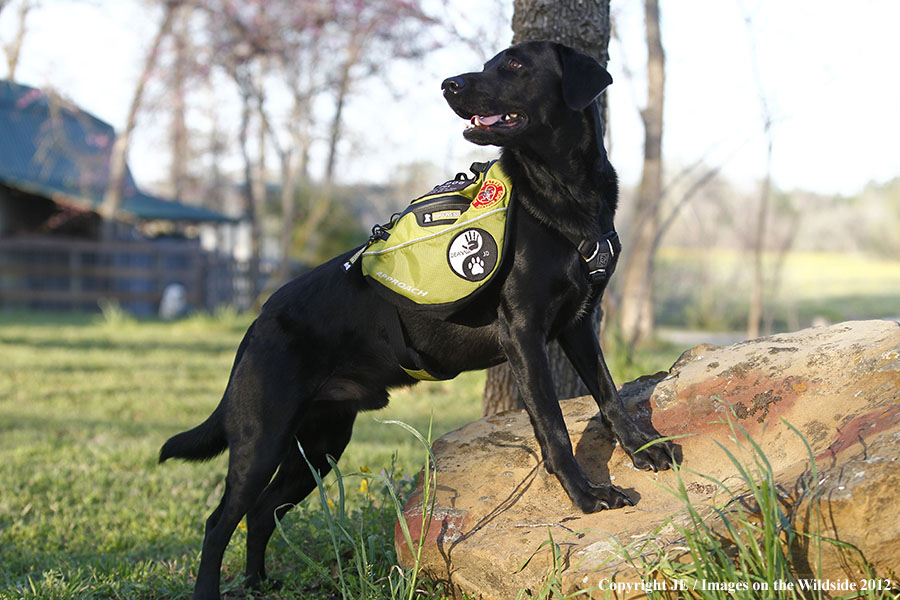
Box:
610 416 899 599
276 418 442 600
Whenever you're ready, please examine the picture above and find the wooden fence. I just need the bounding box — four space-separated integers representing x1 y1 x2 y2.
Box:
0 235 247 315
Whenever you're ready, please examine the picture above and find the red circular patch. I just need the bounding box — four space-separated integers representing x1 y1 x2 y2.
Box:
472 179 505 209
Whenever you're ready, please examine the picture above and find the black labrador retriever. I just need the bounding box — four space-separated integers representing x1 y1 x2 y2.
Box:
160 41 676 600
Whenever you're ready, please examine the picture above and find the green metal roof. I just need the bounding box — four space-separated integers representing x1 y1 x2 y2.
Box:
0 80 235 223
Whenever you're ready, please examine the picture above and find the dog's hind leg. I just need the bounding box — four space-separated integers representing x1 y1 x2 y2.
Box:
557 320 677 472
193 432 287 600
243 405 356 590
192 348 319 600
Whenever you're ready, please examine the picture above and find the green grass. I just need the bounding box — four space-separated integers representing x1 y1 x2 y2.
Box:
654 249 900 330
0 310 482 599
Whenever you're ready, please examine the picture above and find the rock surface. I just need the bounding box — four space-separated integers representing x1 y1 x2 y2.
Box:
396 320 900 599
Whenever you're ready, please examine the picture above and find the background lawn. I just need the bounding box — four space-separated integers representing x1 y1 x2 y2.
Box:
654 249 900 332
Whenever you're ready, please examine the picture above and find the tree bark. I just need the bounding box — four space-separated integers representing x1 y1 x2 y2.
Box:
481 0 612 417
617 0 664 349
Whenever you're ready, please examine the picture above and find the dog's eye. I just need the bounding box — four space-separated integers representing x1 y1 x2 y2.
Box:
507 58 523 70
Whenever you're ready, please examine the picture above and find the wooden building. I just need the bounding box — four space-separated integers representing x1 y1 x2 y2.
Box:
0 80 245 315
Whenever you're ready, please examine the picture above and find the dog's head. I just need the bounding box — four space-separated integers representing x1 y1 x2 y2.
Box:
441 41 612 149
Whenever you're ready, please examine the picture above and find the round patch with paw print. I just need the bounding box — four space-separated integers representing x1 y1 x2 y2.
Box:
446 228 498 282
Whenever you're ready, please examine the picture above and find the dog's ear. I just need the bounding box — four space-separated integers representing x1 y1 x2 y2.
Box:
557 45 613 110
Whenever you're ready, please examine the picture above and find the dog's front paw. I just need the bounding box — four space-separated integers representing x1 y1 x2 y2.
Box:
626 434 679 473
572 480 633 513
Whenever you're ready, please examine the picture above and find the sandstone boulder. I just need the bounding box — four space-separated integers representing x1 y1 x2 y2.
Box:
396 320 900 599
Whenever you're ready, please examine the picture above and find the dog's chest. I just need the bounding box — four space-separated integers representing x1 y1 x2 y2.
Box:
507 222 597 330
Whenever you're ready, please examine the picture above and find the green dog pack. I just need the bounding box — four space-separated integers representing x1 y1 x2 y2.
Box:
344 160 514 314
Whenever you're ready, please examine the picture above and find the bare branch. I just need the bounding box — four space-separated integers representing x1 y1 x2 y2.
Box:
100 2 180 230
2 0 38 82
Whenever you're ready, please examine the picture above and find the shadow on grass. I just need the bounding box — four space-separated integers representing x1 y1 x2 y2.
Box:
0 333 238 358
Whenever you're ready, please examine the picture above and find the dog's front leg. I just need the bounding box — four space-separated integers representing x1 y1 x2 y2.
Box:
497 315 632 512
557 320 677 472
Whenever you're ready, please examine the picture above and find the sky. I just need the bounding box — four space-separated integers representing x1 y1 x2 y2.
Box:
1 0 899 198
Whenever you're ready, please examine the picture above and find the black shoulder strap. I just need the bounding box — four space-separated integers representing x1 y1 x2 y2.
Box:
558 224 620 285
378 301 459 381
579 230 621 283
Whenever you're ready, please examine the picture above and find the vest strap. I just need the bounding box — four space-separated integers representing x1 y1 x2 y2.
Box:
379 301 459 382
566 229 621 285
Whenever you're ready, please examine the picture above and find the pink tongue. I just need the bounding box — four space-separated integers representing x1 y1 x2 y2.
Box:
474 114 502 126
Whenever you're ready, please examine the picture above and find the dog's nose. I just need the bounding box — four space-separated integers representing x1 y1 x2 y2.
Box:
441 76 466 94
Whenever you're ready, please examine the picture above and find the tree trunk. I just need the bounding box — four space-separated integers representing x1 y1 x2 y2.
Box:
324 58 352 186
238 86 262 303
747 137 771 340
742 7 775 340
100 3 177 237
511 0 613 115
617 0 664 349
258 68 316 296
258 147 302 298
481 0 612 417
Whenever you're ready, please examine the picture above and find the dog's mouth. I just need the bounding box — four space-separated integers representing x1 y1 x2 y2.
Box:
467 113 526 130
461 112 528 145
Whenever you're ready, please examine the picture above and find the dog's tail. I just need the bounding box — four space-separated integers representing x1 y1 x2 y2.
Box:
160 320 257 465
159 405 227 464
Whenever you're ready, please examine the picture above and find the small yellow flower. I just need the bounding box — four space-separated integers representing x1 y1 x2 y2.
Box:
359 465 371 473
358 478 369 495
237 520 247 532
326 498 335 510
